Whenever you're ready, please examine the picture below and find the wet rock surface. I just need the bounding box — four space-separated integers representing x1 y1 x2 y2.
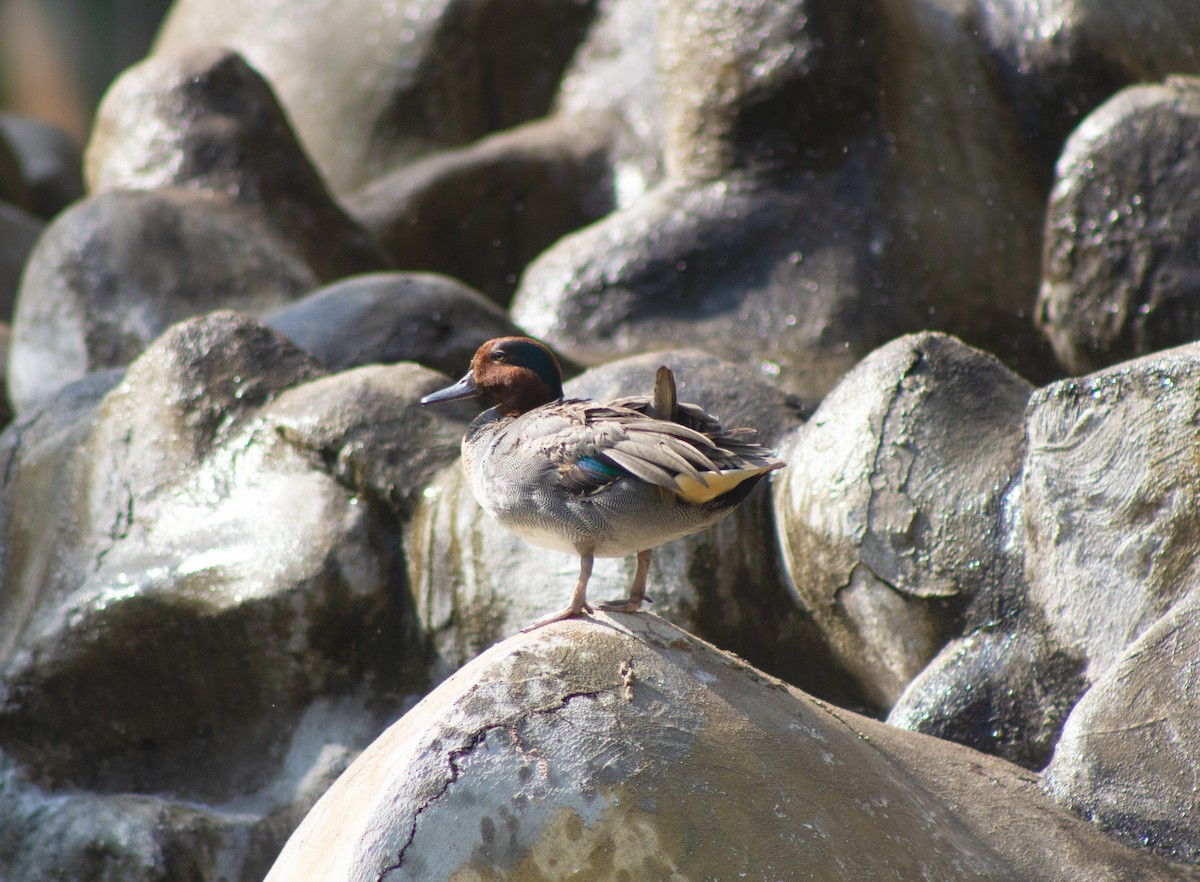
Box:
2 0 1200 879
1038 77 1200 374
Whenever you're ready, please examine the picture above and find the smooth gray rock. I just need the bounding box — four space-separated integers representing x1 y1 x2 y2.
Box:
658 0 876 180
347 114 616 306
265 613 1197 882
1045 590 1200 862
14 47 396 413
407 349 820 691
888 627 1086 770
1023 343 1200 683
1038 78 1200 374
773 332 1032 710
154 0 601 193
512 0 1060 399
0 312 466 880
85 47 389 281
9 189 319 411
0 113 84 219
513 171 893 402
865 0 1055 381
265 272 527 377
0 695 386 882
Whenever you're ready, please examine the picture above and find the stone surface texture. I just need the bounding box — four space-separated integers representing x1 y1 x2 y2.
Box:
1 0 1200 878
1038 77 1200 374
266 614 1196 882
773 333 1032 709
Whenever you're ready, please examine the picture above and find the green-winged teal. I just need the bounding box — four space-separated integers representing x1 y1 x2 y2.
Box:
421 336 785 630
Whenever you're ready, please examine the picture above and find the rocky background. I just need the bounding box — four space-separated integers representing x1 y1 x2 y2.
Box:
2 0 1200 879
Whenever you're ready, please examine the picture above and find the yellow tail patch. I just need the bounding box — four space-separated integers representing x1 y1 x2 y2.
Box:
672 463 782 504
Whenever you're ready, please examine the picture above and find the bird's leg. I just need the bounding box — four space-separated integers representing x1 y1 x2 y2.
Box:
522 552 595 632
599 549 652 613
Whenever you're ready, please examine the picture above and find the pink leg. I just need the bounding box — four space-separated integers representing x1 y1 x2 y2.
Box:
599 549 652 614
522 552 595 631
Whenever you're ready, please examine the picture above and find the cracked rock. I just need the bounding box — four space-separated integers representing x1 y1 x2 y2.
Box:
265 613 1194 882
773 332 1032 710
1023 342 1200 684
1045 589 1200 863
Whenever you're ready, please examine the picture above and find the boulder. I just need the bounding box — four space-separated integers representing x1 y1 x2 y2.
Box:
13 47 395 413
512 0 1061 400
346 114 616 307
888 626 1086 770
9 189 319 411
265 613 1197 881
264 272 527 377
85 47 389 281
0 312 470 880
1022 343 1200 683
154 0 601 193
773 333 1032 710
977 0 1200 164
1045 589 1200 862
1038 78 1200 374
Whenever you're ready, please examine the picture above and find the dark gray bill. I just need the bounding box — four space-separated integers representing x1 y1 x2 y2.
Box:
420 371 479 405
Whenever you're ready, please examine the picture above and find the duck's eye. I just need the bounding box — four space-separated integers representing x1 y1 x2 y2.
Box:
490 349 507 362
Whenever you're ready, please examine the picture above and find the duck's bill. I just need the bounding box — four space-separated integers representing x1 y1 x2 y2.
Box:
420 371 479 405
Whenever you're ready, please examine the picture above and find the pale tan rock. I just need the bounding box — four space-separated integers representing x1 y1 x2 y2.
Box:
266 613 1195 881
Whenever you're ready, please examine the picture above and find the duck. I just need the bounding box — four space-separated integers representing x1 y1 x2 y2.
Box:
420 336 786 631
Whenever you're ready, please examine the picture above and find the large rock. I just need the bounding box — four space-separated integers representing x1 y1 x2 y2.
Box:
888 625 1087 770
85 47 389 281
9 189 319 411
1037 78 1200 374
773 333 1032 710
512 0 1060 401
264 613 1197 881
0 312 470 880
1022 342 1200 683
977 0 1200 164
1045 589 1200 862
13 49 397 413
264 271 527 377
346 114 617 307
154 0 601 193
514 170 894 402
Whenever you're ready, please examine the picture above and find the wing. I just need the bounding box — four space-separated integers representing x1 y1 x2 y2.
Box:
548 397 783 503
